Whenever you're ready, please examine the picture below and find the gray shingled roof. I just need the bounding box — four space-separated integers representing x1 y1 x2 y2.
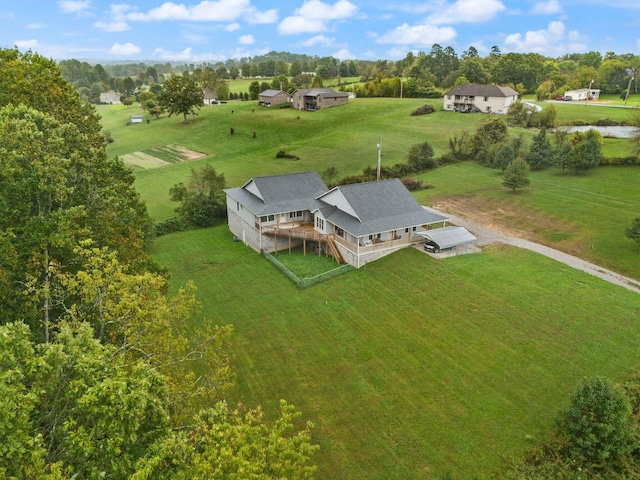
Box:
224 171 328 216
444 83 518 97
259 89 288 97
295 88 350 98
317 179 448 236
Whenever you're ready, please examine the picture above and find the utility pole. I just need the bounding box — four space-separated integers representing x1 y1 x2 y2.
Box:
624 76 634 105
585 79 593 106
376 136 382 181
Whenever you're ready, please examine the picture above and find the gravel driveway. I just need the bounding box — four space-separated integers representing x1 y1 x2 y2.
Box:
423 206 640 294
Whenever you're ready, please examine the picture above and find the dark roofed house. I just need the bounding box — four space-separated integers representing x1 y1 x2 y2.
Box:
202 88 218 105
443 83 518 114
224 172 448 268
258 89 292 106
291 88 349 111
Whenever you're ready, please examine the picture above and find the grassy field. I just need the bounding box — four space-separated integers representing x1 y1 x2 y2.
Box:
99 98 640 278
148 226 640 479
99 98 640 478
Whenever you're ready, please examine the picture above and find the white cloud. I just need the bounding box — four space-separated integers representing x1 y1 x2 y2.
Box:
333 48 354 60
504 21 587 55
531 0 563 14
15 39 39 49
376 23 457 47
239 34 255 44
94 21 130 32
124 0 275 24
58 0 91 15
278 0 358 34
246 7 278 24
279 16 325 34
27 23 46 30
301 34 335 47
109 42 141 56
426 0 506 25
225 22 241 31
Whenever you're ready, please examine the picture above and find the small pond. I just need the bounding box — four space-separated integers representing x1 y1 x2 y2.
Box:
559 125 640 138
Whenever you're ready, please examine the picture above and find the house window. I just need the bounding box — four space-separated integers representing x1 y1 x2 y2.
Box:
405 228 409 233
447 95 452 100
260 216 267 223
486 106 491 112
296 210 302 217
315 217 324 230
484 96 488 101
412 227 417 231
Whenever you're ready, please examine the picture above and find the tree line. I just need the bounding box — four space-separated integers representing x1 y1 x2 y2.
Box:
0 47 318 479
60 46 638 104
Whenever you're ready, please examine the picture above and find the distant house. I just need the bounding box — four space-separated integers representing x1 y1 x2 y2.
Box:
224 171 448 268
443 83 518 114
258 89 292 106
563 88 601 101
291 88 349 111
202 88 218 105
99 91 121 104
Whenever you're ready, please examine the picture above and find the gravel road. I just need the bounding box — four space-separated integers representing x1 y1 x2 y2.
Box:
423 206 640 294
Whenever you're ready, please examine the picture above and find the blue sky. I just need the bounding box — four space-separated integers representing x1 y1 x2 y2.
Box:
1 0 639 63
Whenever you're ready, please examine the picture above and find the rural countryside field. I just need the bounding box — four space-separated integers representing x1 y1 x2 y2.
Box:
100 97 640 479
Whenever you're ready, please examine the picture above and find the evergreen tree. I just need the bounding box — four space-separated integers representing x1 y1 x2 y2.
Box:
525 127 552 170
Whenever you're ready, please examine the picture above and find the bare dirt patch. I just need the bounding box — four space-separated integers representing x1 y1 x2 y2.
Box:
433 195 586 254
172 145 207 160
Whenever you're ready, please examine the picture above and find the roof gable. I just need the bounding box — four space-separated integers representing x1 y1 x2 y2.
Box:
444 83 518 97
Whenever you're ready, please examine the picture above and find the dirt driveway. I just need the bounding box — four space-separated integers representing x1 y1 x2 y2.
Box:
423 206 640 294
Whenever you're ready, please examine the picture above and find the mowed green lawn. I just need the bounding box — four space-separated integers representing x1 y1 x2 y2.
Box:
100 98 640 478
149 226 640 479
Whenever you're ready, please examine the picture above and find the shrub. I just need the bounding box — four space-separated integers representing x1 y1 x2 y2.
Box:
401 178 433 191
410 104 435 116
275 149 300 160
155 217 188 236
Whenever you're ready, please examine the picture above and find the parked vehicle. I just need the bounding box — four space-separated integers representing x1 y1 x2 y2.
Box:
555 95 565 100
563 96 573 101
424 241 439 253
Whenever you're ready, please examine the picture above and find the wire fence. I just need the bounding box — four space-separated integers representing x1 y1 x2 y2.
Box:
262 250 354 288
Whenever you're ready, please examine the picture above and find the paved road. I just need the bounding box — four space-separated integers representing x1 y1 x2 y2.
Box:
424 206 640 294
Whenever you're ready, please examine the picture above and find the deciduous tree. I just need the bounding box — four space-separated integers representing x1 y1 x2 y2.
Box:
502 158 530 192
170 165 227 228
569 129 603 173
625 217 640 248
159 74 204 123
132 400 319 480
471 116 509 166
556 376 637 466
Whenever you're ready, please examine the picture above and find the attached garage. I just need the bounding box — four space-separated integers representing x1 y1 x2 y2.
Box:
417 226 477 252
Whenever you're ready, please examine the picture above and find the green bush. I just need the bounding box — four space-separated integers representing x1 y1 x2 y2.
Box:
410 104 435 116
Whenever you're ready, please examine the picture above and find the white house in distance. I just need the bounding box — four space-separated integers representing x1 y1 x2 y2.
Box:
443 83 519 113
224 171 449 268
563 88 601 101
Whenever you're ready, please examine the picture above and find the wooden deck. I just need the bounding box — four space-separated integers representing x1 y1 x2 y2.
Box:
262 223 345 265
